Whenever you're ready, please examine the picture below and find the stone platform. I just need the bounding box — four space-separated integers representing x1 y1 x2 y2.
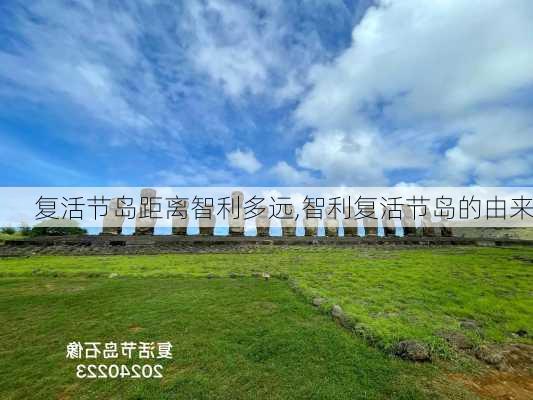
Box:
1 235 532 256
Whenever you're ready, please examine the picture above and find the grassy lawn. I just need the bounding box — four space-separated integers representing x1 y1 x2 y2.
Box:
1 247 531 352
0 246 531 399
0 276 467 400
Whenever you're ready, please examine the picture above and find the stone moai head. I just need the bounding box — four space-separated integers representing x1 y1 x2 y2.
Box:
401 204 416 237
342 206 357 237
363 209 378 237
421 211 435 237
402 204 414 220
382 206 396 237
101 198 126 235
135 188 157 235
199 204 216 236
255 206 270 237
281 204 296 237
324 206 339 237
439 216 453 237
172 199 189 236
229 190 245 236
303 204 318 237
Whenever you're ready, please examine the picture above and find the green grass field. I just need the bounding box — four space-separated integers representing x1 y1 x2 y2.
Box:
0 277 459 400
1 246 532 399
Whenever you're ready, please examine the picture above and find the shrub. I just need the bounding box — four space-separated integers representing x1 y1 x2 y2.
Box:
29 219 87 237
1 227 16 235
19 225 32 236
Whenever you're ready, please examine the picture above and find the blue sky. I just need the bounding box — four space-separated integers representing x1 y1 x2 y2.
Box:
1 0 532 187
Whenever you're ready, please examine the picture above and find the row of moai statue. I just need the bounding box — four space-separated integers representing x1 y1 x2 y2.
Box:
102 189 245 236
102 190 453 237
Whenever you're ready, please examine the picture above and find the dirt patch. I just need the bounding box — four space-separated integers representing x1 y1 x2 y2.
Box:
57 383 80 400
450 343 533 399
128 325 143 333
450 371 533 400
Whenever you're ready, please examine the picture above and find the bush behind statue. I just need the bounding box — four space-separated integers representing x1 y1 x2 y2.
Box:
29 219 87 237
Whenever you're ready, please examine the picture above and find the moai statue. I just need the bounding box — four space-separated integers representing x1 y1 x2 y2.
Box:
229 191 245 236
199 204 216 236
171 199 189 236
363 212 378 237
421 212 435 237
342 206 358 237
382 206 397 237
255 206 270 237
401 204 417 237
101 198 125 235
324 206 339 237
439 216 453 237
303 204 318 237
134 188 158 235
281 204 297 237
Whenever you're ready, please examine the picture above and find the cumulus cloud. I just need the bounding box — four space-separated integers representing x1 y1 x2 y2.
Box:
296 128 433 185
182 0 327 101
227 149 262 174
0 1 177 147
2 0 531 187
0 0 359 185
270 161 316 185
293 0 533 185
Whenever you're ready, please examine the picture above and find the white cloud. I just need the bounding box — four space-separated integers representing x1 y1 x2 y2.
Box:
294 0 533 185
3 0 531 187
270 161 316 185
0 1 343 171
182 0 324 100
0 1 165 140
227 149 262 174
187 0 270 97
296 128 432 185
